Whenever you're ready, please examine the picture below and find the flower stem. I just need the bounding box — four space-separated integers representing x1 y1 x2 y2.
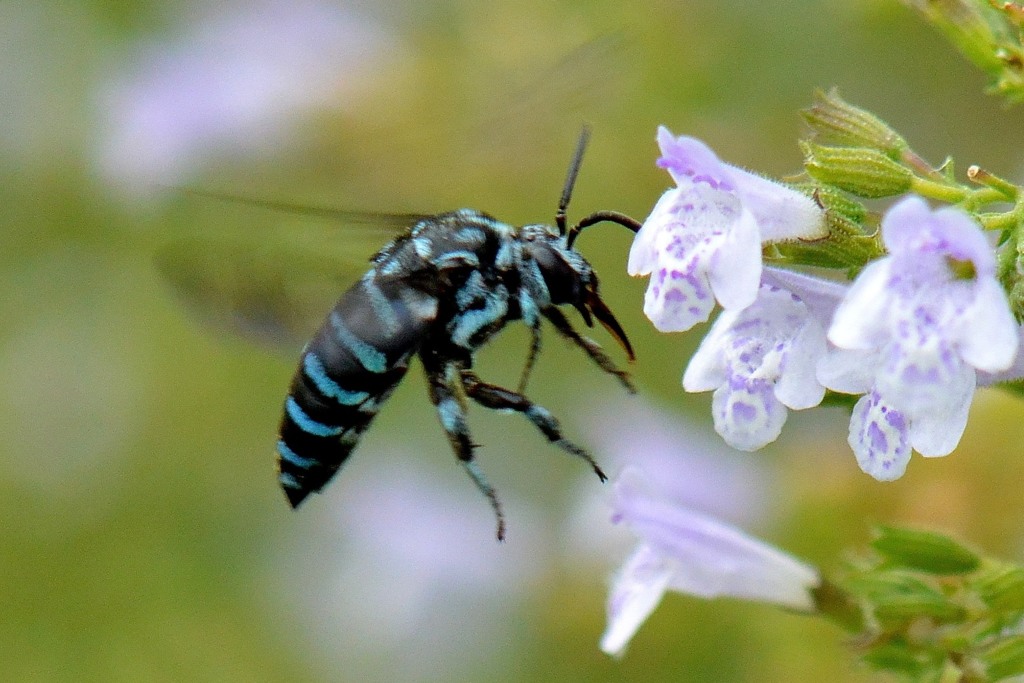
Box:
910 176 969 203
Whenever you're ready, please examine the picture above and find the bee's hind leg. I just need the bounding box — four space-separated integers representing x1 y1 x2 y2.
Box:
459 368 607 482
423 359 506 541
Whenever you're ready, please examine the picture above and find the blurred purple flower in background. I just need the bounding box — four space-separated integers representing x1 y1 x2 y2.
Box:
271 454 549 683
628 126 826 332
94 0 398 193
820 196 1018 480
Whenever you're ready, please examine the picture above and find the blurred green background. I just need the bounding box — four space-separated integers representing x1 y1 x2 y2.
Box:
5 1 1024 681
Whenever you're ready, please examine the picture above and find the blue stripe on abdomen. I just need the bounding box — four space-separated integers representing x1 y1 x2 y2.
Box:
279 471 301 490
277 440 317 469
328 311 388 373
302 353 371 406
285 396 343 437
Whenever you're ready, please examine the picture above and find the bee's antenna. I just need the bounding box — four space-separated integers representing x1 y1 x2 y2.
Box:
566 210 642 249
556 125 592 235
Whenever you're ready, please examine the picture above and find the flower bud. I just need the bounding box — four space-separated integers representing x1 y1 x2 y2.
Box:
871 526 981 575
802 88 907 158
871 592 966 624
972 563 1024 611
978 635 1024 681
802 142 914 198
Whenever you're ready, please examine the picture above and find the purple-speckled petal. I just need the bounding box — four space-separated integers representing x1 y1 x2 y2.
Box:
632 129 828 334
642 262 716 332
684 283 828 448
682 309 736 392
711 380 787 451
848 391 911 481
655 126 734 190
627 188 677 276
882 196 994 273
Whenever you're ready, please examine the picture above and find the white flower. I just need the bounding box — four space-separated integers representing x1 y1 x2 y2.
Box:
628 126 826 332
683 269 847 450
601 469 820 657
820 195 1018 480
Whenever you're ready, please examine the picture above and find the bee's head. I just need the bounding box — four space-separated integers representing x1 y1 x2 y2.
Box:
522 225 635 362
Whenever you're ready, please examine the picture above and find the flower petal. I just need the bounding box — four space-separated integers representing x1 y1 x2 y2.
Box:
707 207 761 311
655 126 733 190
711 382 787 451
848 391 911 481
728 167 826 242
957 279 1018 372
613 470 818 609
904 368 974 457
600 543 673 658
761 267 848 326
817 348 875 394
627 189 677 276
828 258 892 350
682 310 737 392
774 318 827 410
879 194 932 254
642 263 716 332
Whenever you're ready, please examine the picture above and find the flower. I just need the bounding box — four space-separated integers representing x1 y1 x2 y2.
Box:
94 0 397 194
820 195 1018 480
275 454 550 680
682 268 847 450
628 126 826 332
601 468 820 657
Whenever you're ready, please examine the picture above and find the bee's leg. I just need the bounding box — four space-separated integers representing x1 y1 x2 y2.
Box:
422 356 506 541
459 369 607 482
516 317 542 395
542 307 635 393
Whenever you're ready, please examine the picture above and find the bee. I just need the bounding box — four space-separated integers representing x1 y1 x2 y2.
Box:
165 128 640 540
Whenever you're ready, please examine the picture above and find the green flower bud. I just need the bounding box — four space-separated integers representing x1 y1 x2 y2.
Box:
978 635 1024 681
871 526 981 575
801 88 907 158
972 563 1024 611
802 142 914 198
872 592 966 624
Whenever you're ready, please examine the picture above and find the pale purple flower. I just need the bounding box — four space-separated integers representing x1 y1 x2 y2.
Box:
820 195 1018 480
683 268 847 450
601 469 819 657
272 455 549 681
94 0 397 194
628 126 826 332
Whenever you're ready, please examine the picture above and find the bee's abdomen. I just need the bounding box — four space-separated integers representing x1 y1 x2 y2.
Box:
277 276 437 507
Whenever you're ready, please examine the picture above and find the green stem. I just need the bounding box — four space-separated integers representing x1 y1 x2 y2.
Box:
963 187 1015 210
978 211 1021 232
910 176 969 203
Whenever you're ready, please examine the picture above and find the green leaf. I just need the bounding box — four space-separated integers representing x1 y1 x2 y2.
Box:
871 526 981 575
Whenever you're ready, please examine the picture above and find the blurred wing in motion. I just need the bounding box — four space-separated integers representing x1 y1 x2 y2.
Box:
156 202 425 352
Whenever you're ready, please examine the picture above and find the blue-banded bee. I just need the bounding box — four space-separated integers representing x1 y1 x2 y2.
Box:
165 129 640 540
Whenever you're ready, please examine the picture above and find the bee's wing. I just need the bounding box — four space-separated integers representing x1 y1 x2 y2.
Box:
158 190 430 352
